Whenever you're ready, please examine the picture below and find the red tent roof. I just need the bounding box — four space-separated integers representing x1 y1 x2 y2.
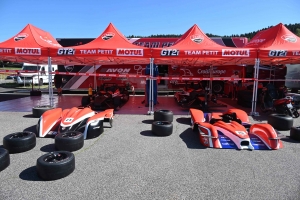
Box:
244 23 300 64
51 23 152 65
151 24 257 66
0 24 63 64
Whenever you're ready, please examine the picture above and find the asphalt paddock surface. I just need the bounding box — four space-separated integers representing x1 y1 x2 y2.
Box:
1 110 300 199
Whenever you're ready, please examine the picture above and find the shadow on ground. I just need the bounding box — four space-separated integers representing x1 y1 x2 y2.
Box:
19 166 43 181
40 144 56 152
140 130 156 137
176 117 191 125
23 125 37 133
179 128 206 149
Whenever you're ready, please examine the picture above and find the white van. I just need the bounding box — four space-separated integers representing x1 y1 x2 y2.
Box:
15 63 58 85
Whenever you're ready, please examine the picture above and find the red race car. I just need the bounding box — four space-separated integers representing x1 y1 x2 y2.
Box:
190 108 283 150
37 107 113 140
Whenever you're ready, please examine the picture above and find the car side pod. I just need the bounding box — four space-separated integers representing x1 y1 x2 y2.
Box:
189 108 205 130
37 108 63 138
196 122 220 148
249 123 283 150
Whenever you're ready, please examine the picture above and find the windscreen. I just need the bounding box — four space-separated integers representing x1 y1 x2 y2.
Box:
22 65 41 71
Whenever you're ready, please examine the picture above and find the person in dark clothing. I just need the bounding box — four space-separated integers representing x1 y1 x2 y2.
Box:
54 70 63 96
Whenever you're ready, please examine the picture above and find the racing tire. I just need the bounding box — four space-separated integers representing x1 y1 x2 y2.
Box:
3 131 36 154
0 148 10 171
32 105 54 118
81 96 90 107
154 109 173 122
212 82 224 94
55 131 84 152
36 151 75 181
152 121 173 137
267 114 293 130
30 90 42 96
290 126 300 141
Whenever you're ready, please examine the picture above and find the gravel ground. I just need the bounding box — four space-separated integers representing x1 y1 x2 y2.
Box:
0 109 300 199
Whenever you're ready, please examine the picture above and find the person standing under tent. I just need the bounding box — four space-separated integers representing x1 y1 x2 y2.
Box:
131 85 135 96
230 71 239 100
54 70 63 96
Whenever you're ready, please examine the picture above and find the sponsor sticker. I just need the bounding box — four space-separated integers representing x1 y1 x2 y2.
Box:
101 32 115 40
64 66 74 72
190 34 204 43
14 33 29 42
160 49 179 56
222 49 250 57
281 34 297 43
117 49 143 56
268 50 287 57
57 48 75 55
64 118 73 122
15 48 41 55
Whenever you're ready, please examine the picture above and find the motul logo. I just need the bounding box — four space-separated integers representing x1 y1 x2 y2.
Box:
106 68 131 73
116 49 143 56
222 49 249 57
15 48 41 55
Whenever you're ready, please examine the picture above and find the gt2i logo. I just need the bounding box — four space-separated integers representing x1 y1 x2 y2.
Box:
57 48 75 55
160 49 179 56
269 50 287 57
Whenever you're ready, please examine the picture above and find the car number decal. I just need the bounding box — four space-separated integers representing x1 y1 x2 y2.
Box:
64 118 74 122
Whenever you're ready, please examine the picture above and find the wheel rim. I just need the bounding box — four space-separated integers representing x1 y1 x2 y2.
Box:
44 152 68 163
10 132 30 139
213 84 222 93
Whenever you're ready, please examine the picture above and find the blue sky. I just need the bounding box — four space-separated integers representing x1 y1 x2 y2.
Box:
0 0 299 41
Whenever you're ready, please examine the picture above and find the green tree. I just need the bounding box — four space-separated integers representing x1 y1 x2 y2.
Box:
295 28 300 37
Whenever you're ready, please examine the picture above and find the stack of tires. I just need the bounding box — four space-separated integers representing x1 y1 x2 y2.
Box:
37 131 84 181
1 131 77 181
1 131 37 172
152 110 173 136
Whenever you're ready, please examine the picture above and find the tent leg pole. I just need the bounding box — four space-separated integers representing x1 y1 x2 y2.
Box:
249 58 260 116
48 57 53 107
148 58 154 115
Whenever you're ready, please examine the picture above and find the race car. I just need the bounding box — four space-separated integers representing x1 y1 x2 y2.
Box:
36 107 113 139
190 108 283 150
82 83 130 111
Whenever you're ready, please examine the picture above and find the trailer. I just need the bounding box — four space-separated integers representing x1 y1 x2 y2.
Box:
56 37 251 94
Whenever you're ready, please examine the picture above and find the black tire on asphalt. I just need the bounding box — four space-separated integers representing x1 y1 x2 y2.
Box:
36 151 75 181
154 109 173 122
267 113 293 130
30 90 42 96
152 121 173 136
3 131 36 154
290 126 300 141
32 105 54 118
0 148 10 171
55 131 84 152
81 96 90 106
